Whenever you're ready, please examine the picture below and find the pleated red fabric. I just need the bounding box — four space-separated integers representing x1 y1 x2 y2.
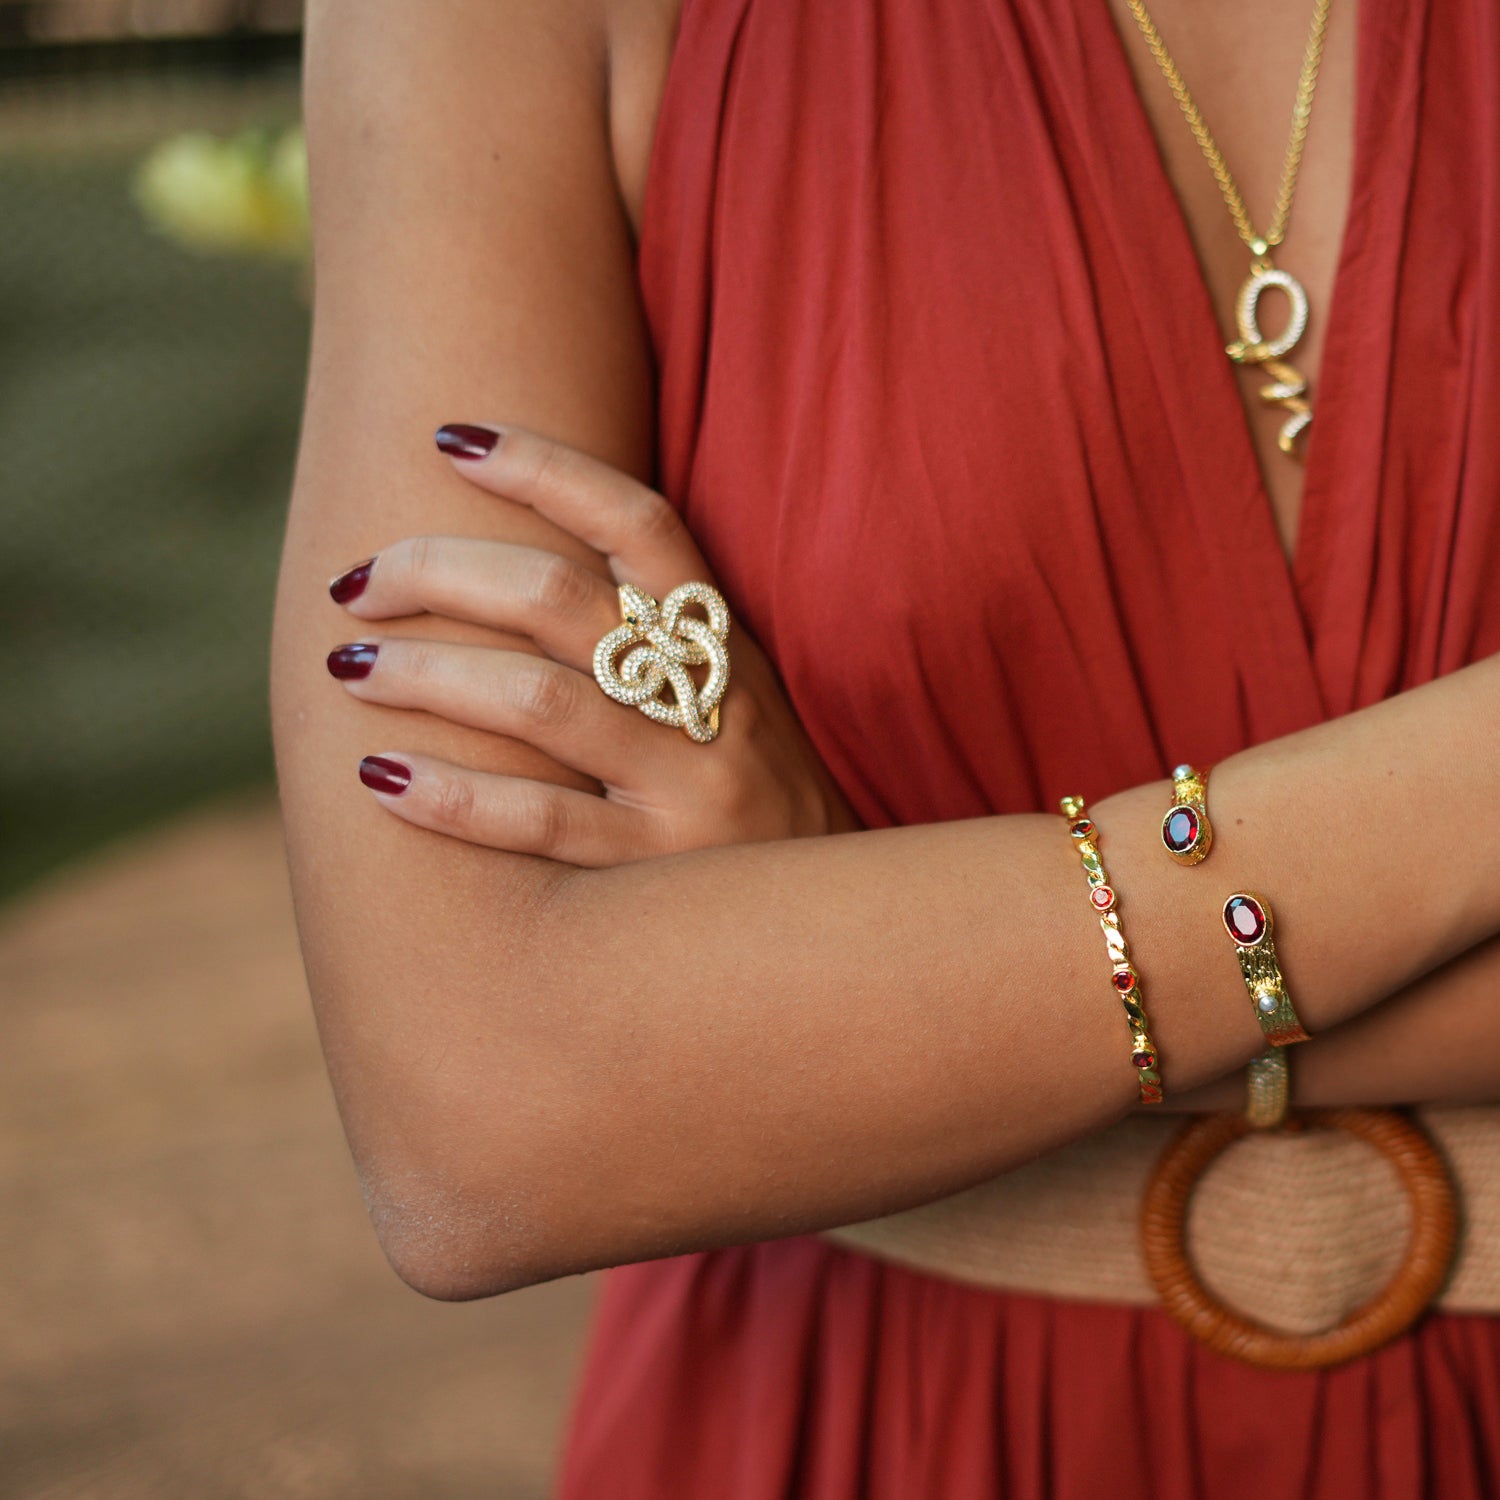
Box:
560 1238 1500 1499
555 0 1500 1493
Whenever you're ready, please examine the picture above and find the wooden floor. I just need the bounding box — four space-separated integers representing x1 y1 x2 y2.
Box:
2 793 598 1500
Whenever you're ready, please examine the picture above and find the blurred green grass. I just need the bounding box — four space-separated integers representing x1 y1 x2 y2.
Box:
1 88 309 898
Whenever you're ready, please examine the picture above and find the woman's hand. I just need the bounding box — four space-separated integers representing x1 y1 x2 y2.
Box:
324 423 860 865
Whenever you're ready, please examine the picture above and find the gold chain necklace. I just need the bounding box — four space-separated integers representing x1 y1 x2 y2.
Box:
1125 0 1334 459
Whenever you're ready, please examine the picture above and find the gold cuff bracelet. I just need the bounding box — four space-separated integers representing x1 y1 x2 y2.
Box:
1161 762 1213 864
1222 891 1311 1046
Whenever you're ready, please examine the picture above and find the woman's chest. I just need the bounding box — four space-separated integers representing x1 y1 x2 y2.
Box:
624 0 1367 598
1104 0 1359 565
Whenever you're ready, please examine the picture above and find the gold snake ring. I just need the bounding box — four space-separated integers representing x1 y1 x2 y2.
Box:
592 581 731 742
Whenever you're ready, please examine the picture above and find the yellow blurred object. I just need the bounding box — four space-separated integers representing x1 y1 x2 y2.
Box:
134 125 308 258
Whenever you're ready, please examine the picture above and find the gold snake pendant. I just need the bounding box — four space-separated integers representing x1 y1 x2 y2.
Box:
1224 260 1314 458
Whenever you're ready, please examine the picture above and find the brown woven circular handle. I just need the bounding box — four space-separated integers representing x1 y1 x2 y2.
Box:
1140 1108 1459 1370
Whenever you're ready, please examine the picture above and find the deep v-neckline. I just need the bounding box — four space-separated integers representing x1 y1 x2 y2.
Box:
1073 0 1428 723
1093 0 1375 588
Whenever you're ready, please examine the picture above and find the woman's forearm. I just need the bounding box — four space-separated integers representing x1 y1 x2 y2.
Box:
347 652 1500 1296
1158 933 1500 1113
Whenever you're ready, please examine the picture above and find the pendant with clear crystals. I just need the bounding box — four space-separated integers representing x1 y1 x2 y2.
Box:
1224 240 1314 459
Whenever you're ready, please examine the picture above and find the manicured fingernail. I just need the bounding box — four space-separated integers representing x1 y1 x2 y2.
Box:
359 755 412 795
327 642 379 679
435 423 500 460
329 558 375 604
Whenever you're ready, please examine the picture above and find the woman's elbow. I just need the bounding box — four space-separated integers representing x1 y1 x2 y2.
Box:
346 1047 617 1299
357 1152 577 1300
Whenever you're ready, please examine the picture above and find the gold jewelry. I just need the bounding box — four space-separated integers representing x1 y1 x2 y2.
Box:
1223 892 1311 1045
1059 795 1164 1104
1161 762 1213 864
1124 0 1333 458
1160 765 1293 1118
1245 1047 1289 1128
592 581 731 743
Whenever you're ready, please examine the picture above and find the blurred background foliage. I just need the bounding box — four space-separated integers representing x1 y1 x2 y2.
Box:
1 1 307 896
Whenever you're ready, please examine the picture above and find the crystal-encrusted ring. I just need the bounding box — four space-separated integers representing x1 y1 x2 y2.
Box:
1222 891 1311 1047
1161 763 1213 865
592 581 731 743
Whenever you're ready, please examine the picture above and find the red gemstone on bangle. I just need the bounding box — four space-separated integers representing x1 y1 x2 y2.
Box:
1133 1050 1155 1068
1112 969 1137 992
1224 894 1268 946
1090 885 1116 911
1070 818 1096 840
1162 805 1200 854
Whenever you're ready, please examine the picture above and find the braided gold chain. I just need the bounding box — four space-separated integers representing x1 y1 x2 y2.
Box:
1124 0 1334 258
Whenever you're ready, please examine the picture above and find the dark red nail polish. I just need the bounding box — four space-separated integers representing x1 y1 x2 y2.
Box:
329 558 375 604
327 642 379 679
359 755 412 795
435 423 500 460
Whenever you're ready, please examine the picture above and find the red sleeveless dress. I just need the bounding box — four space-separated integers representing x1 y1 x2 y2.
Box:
557 0 1500 1494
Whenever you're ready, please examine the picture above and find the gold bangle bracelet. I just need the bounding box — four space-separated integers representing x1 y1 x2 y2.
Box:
1161 762 1213 864
1059 795 1164 1104
1223 891 1312 1046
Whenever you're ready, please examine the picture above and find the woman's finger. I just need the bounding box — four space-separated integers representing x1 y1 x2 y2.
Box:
355 750 661 866
433 422 711 596
327 635 663 787
330 536 620 672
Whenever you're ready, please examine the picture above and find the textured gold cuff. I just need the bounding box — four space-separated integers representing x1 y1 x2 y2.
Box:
1223 892 1312 1046
1060 795 1164 1104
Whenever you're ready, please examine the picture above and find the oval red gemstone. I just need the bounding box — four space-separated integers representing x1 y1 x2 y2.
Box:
1224 894 1268 945
1132 1051 1155 1069
1162 805 1200 854
1070 818 1096 840
1112 969 1137 992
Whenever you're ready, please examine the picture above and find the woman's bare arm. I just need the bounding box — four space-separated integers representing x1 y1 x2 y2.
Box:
274 0 1500 1300
469 698 1494 1296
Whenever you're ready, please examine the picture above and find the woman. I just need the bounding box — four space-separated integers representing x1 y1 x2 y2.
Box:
271 0 1500 1494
